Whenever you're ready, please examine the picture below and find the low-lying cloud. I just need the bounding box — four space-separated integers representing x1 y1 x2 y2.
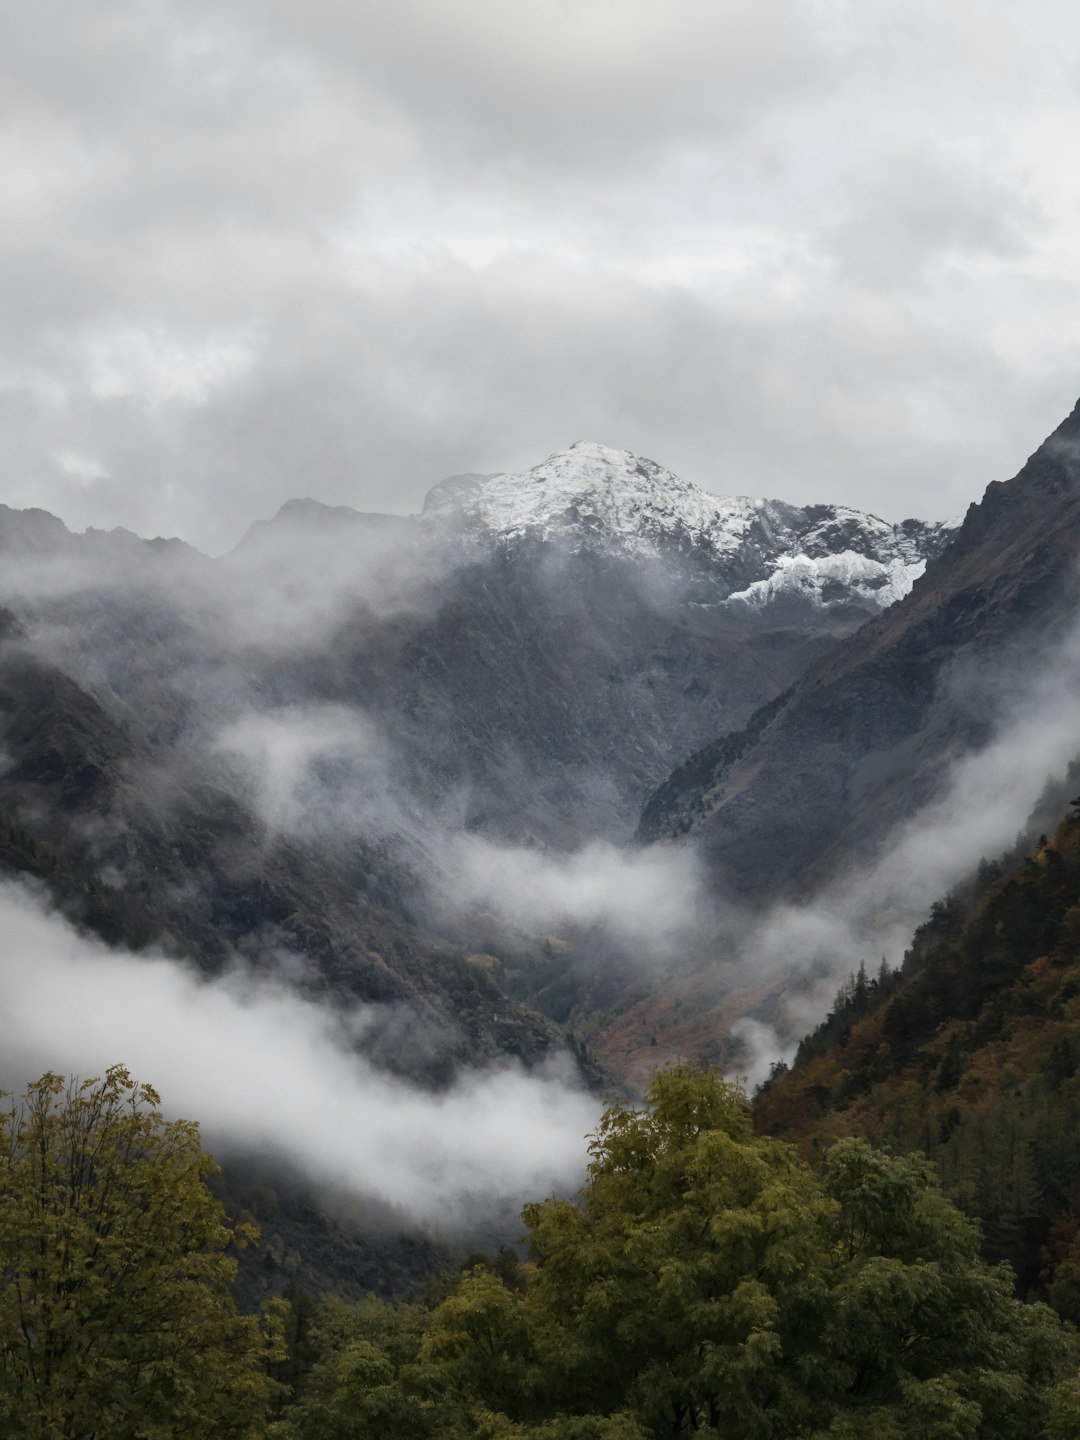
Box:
445 832 710 960
206 697 715 962
732 621 1080 1081
212 705 410 838
0 880 598 1227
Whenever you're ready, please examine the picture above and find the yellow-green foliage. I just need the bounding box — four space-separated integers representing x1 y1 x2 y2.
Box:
0 1065 283 1440
277 1068 1080 1440
466 953 502 973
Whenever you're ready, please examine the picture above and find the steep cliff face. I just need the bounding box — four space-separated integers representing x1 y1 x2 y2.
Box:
639 399 1080 897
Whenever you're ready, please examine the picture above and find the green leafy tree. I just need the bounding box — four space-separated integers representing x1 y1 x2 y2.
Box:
0 1065 283 1439
271 1294 447 1440
816 1138 1077 1437
517 1066 832 1436
420 1067 1080 1439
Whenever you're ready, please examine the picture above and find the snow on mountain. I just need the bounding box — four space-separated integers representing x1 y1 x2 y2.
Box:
423 442 752 556
422 442 951 611
725 551 923 612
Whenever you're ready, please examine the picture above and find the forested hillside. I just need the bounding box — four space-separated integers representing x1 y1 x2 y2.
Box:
755 805 1080 1319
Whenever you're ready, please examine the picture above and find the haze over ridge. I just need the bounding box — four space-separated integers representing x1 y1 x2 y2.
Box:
0 398 1078 1170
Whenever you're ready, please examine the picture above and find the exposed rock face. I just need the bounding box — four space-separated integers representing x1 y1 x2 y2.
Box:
200 443 949 847
639 399 1080 898
0 637 565 1084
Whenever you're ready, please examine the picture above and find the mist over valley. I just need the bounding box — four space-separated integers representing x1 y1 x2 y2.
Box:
11 7 1080 1432
2 414 1080 1253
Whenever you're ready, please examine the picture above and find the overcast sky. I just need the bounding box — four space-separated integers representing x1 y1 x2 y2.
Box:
3 1 1080 553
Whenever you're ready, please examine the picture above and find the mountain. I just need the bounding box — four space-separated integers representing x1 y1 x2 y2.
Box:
639 400 1080 897
0 632 564 1084
214 442 949 849
422 440 951 611
0 423 1070 1289
0 441 949 1090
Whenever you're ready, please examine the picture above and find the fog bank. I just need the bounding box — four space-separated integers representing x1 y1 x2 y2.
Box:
0 881 599 1227
733 623 1080 1081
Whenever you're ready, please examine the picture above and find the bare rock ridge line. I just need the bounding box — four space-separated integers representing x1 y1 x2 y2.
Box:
2 441 951 620
421 440 953 608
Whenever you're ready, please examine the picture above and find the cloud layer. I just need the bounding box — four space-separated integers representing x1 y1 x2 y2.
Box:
3 3 1080 548
0 879 598 1227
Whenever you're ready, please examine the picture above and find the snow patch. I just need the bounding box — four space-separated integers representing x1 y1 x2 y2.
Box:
725 552 927 611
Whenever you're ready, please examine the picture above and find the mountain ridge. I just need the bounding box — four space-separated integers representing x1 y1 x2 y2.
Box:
0 423 1049 1100
420 440 953 611
637 397 1080 897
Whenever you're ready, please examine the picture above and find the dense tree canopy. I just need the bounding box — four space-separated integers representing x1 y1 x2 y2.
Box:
0 1065 282 1440
756 811 1080 1313
276 1067 1080 1439
4 1063 1078 1438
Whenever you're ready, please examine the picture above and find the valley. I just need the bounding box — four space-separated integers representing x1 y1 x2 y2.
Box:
0 441 951 1089
3 406 1080 1309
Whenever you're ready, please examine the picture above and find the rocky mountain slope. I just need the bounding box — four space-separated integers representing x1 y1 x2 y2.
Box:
238 444 949 845
92 439 945 855
0 441 949 1098
0 629 562 1084
639 400 1080 898
422 441 951 608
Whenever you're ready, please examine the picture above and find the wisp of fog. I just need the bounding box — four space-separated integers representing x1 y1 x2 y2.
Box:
207 696 713 962
0 880 599 1228
732 617 1080 1081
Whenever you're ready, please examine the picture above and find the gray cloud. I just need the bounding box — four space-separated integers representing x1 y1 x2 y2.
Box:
211 705 416 841
204 696 713 963
731 616 1080 1083
0 878 598 1226
2 4 1080 548
213 0 828 180
444 832 710 962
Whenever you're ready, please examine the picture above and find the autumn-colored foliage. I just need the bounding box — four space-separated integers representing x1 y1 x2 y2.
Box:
755 810 1080 1314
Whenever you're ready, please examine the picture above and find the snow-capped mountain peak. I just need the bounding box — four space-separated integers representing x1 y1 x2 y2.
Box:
422 443 952 614
423 441 720 553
